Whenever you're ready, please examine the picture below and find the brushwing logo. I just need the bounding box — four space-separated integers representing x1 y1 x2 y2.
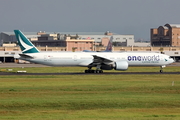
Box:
18 35 33 53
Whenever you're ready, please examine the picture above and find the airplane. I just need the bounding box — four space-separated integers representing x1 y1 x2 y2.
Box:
14 30 174 73
83 36 113 52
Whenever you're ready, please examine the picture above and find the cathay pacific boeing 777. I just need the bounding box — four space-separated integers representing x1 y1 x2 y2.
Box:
14 30 174 73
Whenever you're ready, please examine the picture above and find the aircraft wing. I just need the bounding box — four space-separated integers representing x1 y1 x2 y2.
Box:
92 55 113 64
83 50 96 52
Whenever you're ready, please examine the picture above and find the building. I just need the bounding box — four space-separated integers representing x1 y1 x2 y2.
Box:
151 23 180 47
66 38 94 51
0 46 180 63
0 31 136 51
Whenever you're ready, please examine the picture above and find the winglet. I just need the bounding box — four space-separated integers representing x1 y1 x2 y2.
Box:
14 30 39 53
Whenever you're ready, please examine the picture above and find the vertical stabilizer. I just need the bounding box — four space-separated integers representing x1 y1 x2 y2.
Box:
105 36 113 52
14 30 39 53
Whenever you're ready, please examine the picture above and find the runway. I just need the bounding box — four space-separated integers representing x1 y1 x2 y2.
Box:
0 71 180 75
0 63 180 75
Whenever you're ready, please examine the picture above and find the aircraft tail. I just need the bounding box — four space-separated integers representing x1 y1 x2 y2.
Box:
14 30 39 54
105 36 113 52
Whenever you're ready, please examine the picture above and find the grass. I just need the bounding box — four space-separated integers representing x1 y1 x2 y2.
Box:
0 66 180 119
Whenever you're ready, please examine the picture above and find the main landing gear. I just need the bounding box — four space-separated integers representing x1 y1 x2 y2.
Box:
84 69 103 73
85 66 103 73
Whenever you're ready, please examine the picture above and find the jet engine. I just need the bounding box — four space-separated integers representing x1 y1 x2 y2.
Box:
114 61 128 71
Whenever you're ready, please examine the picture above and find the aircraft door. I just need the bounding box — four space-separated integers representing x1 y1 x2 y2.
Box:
74 55 77 61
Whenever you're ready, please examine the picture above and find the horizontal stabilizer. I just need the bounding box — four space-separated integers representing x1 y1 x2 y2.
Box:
19 54 34 59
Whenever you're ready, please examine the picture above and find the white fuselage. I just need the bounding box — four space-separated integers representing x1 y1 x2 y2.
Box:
20 52 174 67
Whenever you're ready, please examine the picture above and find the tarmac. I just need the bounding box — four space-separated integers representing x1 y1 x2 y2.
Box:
0 63 50 68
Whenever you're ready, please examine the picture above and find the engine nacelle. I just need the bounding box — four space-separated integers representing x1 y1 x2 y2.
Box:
100 65 113 70
114 61 128 71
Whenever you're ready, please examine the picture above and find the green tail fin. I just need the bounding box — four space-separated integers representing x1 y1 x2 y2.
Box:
14 30 39 53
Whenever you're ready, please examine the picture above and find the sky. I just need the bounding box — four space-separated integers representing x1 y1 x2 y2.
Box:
0 0 180 40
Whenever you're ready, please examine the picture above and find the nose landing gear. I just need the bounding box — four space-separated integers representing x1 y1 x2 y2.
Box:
160 65 166 73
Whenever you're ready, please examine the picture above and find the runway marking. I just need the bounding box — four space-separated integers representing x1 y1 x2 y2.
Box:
0 72 180 75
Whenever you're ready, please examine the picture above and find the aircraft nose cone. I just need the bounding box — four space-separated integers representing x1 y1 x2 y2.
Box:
171 58 175 63
173 59 175 62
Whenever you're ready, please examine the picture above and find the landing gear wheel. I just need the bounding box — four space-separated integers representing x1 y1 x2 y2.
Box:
97 70 100 73
159 66 165 73
84 69 103 74
95 70 103 73
99 70 103 73
85 70 91 73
